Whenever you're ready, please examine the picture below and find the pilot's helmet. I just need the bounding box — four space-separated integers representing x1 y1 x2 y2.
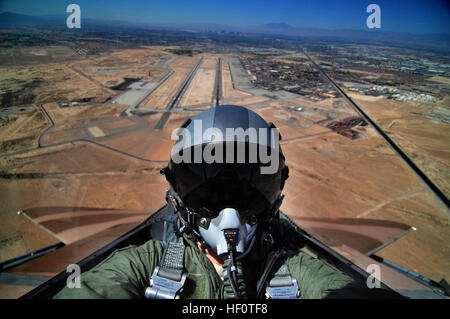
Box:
164 105 289 221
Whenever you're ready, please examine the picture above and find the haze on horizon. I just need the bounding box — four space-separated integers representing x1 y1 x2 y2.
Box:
1 0 449 35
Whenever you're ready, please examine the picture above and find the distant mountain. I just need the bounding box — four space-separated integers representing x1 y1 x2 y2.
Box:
1 12 449 52
182 21 450 52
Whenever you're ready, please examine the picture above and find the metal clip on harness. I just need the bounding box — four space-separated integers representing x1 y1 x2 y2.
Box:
145 242 187 299
265 263 300 299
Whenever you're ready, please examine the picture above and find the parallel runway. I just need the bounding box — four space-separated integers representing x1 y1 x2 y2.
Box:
154 57 204 130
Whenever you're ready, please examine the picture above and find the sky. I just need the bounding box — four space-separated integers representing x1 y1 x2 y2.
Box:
1 0 449 34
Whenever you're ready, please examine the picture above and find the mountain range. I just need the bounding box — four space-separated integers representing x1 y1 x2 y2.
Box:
1 11 449 52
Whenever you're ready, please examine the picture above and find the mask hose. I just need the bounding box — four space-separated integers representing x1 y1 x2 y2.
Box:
222 229 247 299
223 251 247 299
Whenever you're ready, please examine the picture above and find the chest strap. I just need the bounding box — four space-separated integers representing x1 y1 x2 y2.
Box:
145 241 187 299
265 262 300 299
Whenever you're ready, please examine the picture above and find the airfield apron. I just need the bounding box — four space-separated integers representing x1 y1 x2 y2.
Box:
54 232 375 299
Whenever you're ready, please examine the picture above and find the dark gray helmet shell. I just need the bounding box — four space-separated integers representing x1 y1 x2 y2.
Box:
164 105 289 217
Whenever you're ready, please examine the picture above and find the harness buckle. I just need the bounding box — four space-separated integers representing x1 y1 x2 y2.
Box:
145 266 187 299
265 276 300 299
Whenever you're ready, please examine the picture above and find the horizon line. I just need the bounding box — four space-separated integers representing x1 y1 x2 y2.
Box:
1 11 449 37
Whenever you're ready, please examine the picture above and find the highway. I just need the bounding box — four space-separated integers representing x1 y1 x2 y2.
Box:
303 49 449 208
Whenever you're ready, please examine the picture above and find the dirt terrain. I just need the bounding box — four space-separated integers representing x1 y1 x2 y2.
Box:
0 46 448 298
72 48 171 88
0 63 108 107
348 94 450 197
0 106 49 154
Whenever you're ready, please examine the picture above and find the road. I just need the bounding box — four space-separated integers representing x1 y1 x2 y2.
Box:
0 104 166 164
303 49 449 208
68 65 116 96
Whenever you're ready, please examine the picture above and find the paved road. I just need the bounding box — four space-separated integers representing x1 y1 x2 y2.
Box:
303 49 449 208
0 104 166 163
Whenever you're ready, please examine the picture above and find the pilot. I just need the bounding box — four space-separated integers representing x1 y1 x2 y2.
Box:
55 105 400 299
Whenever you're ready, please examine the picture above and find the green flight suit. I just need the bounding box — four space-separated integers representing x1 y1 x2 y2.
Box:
54 232 390 299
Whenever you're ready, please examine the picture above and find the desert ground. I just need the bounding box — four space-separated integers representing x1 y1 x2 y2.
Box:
0 46 448 298
347 93 450 197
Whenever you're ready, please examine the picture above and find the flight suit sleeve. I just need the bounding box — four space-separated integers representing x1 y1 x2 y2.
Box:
54 240 164 299
286 251 396 299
